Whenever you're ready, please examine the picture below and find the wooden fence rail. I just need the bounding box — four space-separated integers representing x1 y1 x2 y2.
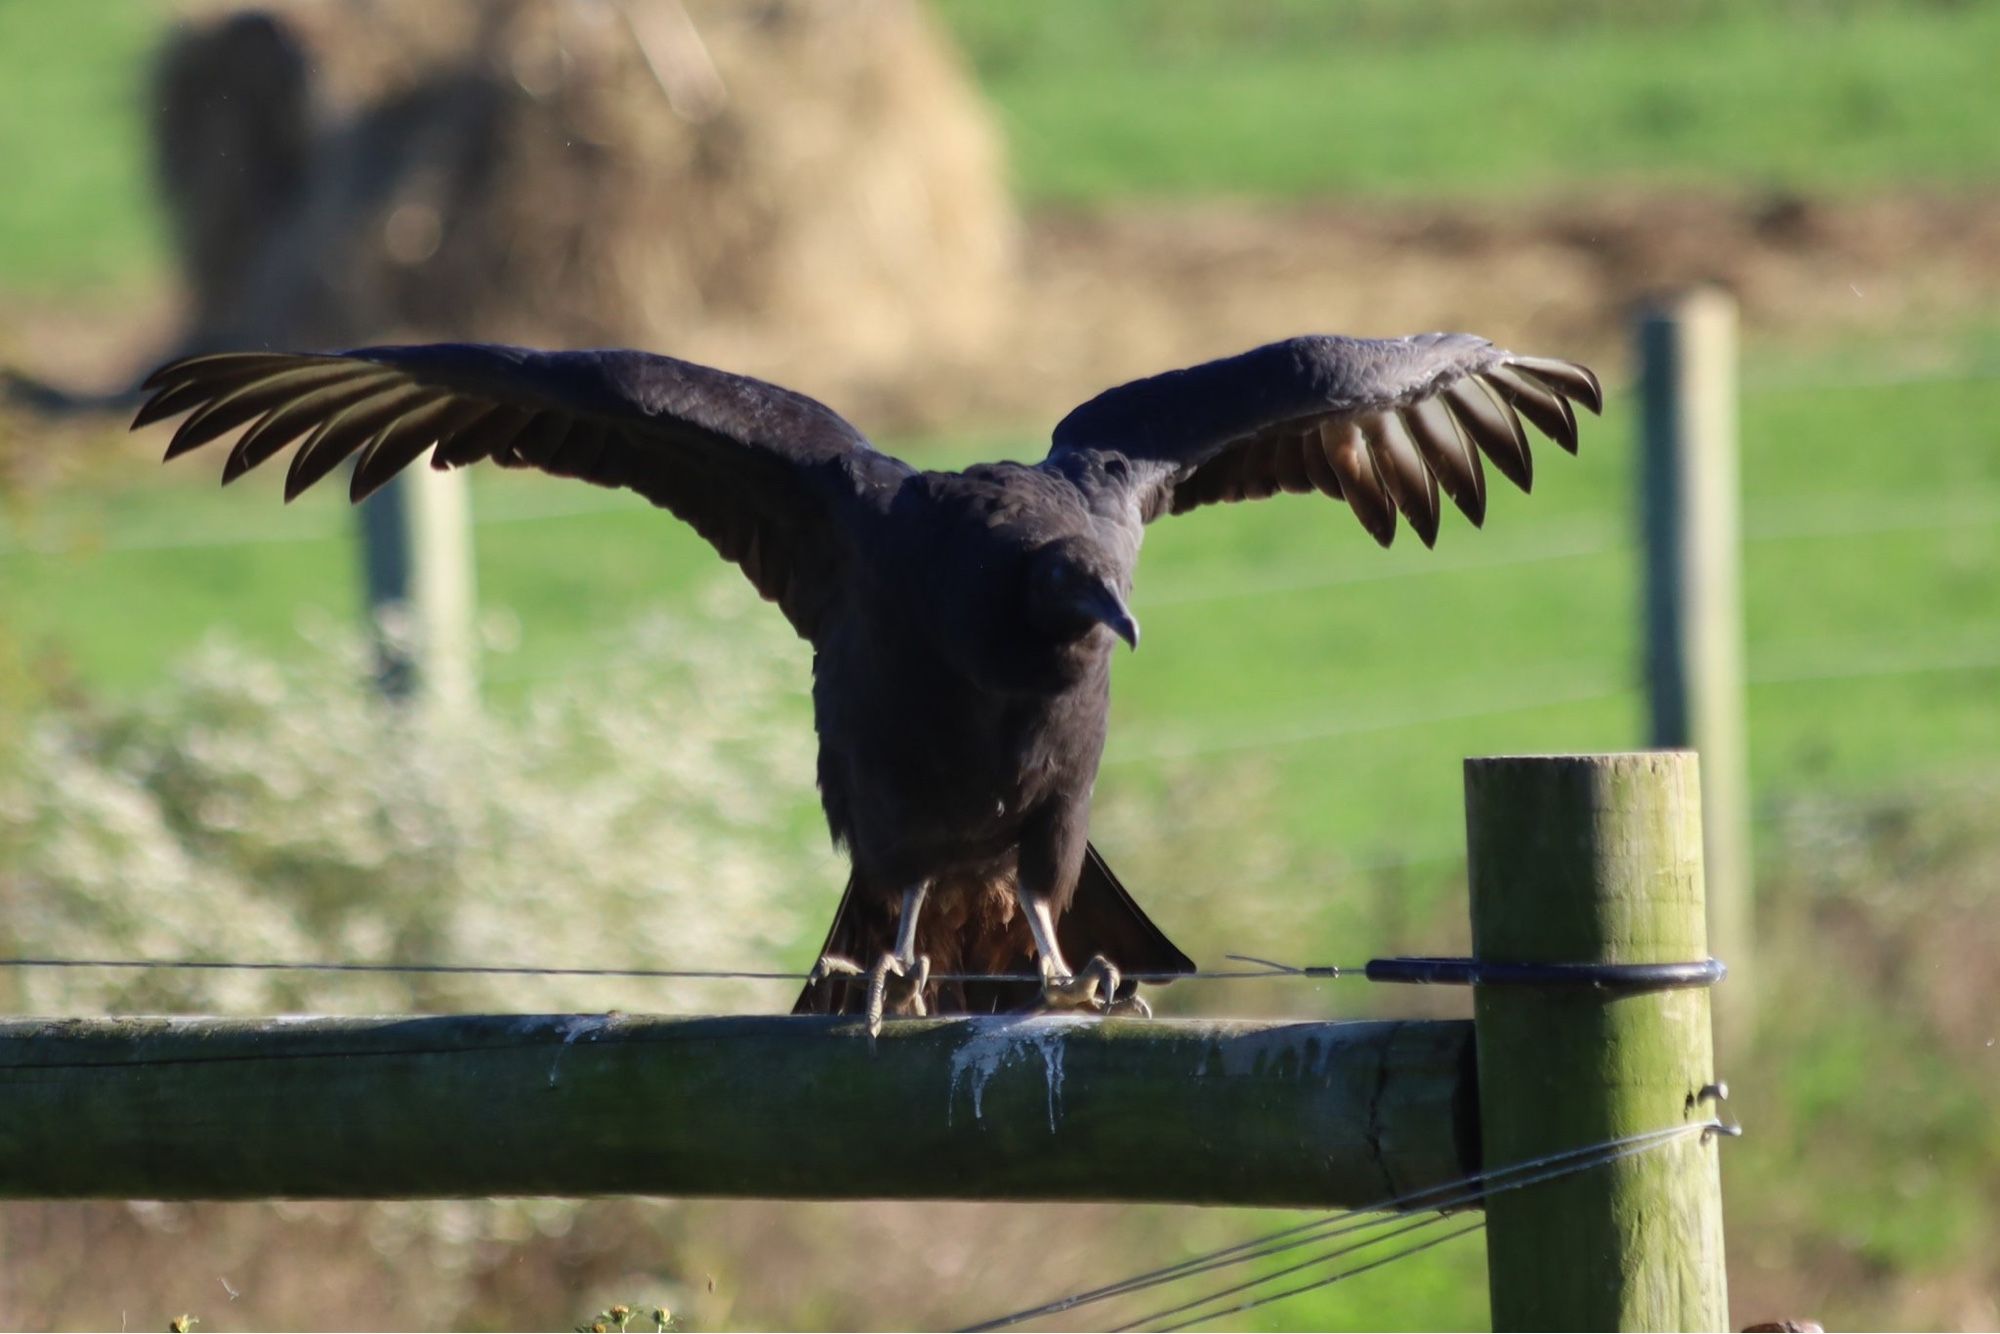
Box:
0 1012 1473 1206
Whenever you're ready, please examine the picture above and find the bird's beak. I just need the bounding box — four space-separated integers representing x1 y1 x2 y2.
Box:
1077 583 1141 650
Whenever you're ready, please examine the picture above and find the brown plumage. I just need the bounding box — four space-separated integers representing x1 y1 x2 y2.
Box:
133 331 1598 1028
801 846 1187 1016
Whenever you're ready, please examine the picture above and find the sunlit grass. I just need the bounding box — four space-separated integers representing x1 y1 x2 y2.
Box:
0 3 167 297
936 0 2000 203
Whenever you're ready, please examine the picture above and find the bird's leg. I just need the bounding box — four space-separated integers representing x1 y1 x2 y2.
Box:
1020 893 1119 1013
865 881 932 1037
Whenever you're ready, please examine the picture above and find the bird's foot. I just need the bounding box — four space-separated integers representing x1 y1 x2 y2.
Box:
863 951 933 1038
806 953 863 986
1037 953 1123 1014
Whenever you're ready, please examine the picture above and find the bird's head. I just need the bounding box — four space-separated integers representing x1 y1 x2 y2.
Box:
1025 542 1139 651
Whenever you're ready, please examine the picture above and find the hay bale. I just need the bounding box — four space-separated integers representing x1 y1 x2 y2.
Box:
159 0 1018 425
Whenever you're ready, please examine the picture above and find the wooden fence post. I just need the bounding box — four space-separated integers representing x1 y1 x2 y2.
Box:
1467 753 1728 1332
357 467 477 713
1638 288 1752 1035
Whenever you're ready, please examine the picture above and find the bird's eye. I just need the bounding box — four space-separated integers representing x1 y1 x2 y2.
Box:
1102 456 1129 481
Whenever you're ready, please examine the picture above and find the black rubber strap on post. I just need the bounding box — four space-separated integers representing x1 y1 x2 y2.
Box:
1365 956 1726 993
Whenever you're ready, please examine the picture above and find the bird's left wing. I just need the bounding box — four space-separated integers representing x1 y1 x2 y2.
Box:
1045 333 1601 547
134 344 912 640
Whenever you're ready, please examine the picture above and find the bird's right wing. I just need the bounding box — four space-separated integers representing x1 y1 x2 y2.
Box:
1046 332 1601 548
135 344 913 640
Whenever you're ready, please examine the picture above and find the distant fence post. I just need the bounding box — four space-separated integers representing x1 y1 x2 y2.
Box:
1638 288 1752 1035
1466 753 1729 1331
357 467 477 714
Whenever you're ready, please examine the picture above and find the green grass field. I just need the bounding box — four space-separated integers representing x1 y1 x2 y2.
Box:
935 0 2000 203
0 3 165 297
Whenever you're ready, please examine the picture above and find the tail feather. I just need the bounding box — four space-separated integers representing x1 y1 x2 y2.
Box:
791 872 882 1016
791 842 1192 1017
1058 843 1198 985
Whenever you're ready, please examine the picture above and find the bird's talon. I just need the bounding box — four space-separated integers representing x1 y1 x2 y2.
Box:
863 951 904 1038
864 951 934 1035
806 953 863 986
1107 991 1152 1018
1081 954 1121 1013
1037 954 1123 1013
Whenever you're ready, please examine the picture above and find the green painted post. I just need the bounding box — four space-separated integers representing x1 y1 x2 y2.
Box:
1467 753 1729 1332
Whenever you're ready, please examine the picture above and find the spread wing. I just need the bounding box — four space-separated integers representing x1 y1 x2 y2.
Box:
1045 333 1602 547
134 343 912 639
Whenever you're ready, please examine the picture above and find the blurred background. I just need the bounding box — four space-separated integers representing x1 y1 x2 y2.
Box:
1 0 1996 1329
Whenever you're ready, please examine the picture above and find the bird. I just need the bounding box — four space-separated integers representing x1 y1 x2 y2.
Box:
133 332 1600 1032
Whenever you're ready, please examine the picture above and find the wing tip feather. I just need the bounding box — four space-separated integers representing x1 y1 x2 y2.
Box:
1571 362 1605 415
1511 355 1604 416
138 357 200 393
132 393 183 432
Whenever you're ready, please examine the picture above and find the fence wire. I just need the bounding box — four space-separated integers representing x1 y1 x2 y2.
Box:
0 952 1358 989
964 1119 1728 1333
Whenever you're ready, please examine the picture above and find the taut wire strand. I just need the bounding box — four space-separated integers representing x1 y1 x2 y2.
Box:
0 954 1362 986
1117 1124 1724 1332
962 1120 1727 1332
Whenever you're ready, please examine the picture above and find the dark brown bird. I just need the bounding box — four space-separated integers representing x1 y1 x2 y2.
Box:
133 332 1599 1031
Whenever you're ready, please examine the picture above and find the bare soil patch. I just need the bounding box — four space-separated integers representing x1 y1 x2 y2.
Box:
10 187 1995 463
960 188 2000 433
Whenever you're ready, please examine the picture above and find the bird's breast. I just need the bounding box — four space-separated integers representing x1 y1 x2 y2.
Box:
812 632 1106 876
